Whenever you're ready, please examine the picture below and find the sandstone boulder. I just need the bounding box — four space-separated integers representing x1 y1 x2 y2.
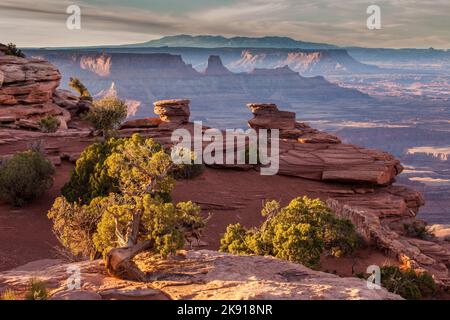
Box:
154 99 190 123
247 103 296 130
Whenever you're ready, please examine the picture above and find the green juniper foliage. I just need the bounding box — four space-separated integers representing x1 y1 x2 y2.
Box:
25 279 48 300
61 137 126 204
38 115 60 133
83 96 127 137
0 150 54 207
50 134 205 260
380 266 436 300
69 77 92 101
4 43 25 58
220 197 359 268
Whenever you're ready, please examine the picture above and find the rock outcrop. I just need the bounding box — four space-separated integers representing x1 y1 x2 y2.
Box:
120 117 162 129
247 103 401 186
0 251 401 300
0 48 88 131
204 55 233 76
247 103 296 130
153 99 190 124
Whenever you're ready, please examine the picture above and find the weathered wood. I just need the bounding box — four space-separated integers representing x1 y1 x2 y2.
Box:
105 239 154 281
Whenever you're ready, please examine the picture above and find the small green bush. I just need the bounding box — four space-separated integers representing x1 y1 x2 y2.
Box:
25 279 48 300
38 116 60 133
0 150 55 206
48 196 108 259
171 163 205 180
61 137 126 204
69 77 92 102
403 221 433 240
380 266 436 300
1 289 18 300
220 197 359 269
83 96 127 137
4 43 25 58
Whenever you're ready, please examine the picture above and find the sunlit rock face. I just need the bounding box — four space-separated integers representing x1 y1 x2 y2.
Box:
228 49 378 75
0 251 403 300
0 51 73 130
80 53 111 77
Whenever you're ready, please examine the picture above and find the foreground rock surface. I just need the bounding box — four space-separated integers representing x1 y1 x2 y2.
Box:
0 250 401 300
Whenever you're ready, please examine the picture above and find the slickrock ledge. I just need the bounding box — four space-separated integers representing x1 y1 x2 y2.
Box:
0 251 402 300
247 103 401 186
153 99 190 123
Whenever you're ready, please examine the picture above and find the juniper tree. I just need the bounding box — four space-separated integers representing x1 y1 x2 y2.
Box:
69 77 92 101
48 134 205 280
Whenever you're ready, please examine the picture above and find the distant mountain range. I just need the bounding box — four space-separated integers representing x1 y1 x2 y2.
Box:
123 35 338 50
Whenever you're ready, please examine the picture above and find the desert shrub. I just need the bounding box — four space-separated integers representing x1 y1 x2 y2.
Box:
25 279 48 300
61 136 173 205
49 134 206 268
69 77 92 102
4 43 25 58
0 150 54 206
1 289 18 300
220 197 359 269
38 115 60 133
47 196 107 259
61 137 126 204
403 221 433 240
380 266 436 300
83 96 127 137
171 163 205 180
27 139 45 154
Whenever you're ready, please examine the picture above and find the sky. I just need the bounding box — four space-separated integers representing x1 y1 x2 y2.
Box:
1 0 449 48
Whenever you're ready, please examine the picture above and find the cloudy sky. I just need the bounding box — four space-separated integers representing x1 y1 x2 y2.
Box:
1 0 449 48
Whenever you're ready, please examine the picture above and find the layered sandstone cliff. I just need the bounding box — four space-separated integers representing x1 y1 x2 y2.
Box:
0 47 88 130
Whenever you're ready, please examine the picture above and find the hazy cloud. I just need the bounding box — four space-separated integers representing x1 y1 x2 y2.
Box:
0 0 448 48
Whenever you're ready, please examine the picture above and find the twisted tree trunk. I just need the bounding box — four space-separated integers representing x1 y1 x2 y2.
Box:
105 239 154 281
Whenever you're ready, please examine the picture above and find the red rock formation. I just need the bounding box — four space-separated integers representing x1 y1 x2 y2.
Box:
247 103 296 130
120 117 162 129
153 99 190 124
0 49 88 130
